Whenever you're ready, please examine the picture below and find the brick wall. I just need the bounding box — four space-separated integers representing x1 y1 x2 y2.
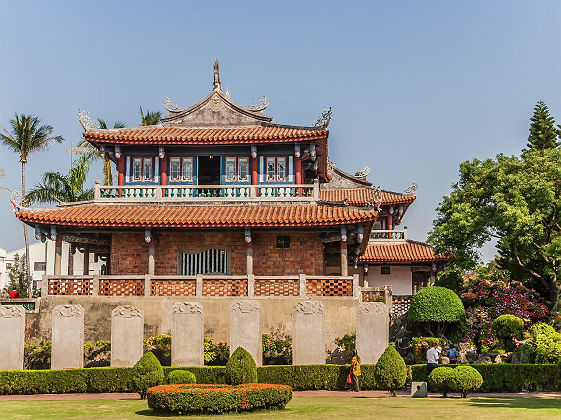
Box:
110 230 325 276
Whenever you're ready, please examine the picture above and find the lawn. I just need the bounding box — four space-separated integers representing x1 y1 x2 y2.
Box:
3 396 561 419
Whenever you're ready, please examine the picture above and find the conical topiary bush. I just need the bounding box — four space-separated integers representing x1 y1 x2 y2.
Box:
130 351 164 399
225 347 257 385
374 344 407 396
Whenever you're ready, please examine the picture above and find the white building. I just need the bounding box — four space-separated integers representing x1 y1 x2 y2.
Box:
1 241 105 291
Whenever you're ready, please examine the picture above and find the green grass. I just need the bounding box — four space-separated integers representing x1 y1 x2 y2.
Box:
2 396 561 419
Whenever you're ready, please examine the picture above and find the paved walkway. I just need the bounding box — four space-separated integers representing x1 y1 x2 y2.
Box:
2 390 561 401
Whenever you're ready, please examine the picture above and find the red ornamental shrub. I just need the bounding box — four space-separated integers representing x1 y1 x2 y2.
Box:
147 383 292 414
9 290 19 299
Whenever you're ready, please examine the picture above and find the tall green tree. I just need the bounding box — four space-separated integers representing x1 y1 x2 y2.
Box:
140 107 161 126
71 119 125 185
429 148 561 307
25 155 94 204
526 100 560 151
7 253 28 297
0 114 63 293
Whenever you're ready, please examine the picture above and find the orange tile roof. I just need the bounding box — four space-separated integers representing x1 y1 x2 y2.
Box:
17 204 378 228
83 125 328 145
320 188 415 206
359 240 446 263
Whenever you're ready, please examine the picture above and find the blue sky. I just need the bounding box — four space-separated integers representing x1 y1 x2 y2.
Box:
1 1 561 260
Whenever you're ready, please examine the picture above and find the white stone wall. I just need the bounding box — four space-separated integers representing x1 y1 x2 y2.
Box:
347 265 413 295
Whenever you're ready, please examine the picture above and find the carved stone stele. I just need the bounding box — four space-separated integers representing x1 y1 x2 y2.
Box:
51 304 84 369
111 306 144 367
292 300 325 365
356 302 389 364
172 302 204 366
293 300 324 315
230 300 262 365
172 302 203 314
0 305 25 370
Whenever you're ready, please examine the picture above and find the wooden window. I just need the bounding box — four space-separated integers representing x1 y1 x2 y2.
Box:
132 158 142 181
266 157 276 181
132 157 153 181
276 235 291 249
34 261 46 271
225 157 237 181
381 266 391 275
277 157 286 181
266 157 288 182
169 157 181 181
238 157 249 182
181 248 230 275
143 158 152 180
182 157 193 181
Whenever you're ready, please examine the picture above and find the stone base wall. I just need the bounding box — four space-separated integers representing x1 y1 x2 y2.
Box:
26 296 358 351
110 231 325 276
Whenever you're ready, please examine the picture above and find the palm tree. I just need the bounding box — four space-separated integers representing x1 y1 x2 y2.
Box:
70 119 125 186
25 155 94 204
0 113 63 293
140 107 162 126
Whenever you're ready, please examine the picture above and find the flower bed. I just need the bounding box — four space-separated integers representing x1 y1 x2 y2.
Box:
147 383 292 414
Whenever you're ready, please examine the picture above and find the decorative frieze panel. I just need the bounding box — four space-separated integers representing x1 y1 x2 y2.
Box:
100 279 144 296
151 279 196 296
306 278 353 297
254 278 299 296
202 278 247 297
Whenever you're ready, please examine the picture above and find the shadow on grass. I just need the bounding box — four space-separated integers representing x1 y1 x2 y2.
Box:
135 409 168 417
469 397 561 410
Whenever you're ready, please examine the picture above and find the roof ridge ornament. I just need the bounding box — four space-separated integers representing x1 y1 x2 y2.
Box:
77 109 100 131
248 96 270 112
404 182 418 195
163 97 181 112
213 59 221 91
314 107 332 129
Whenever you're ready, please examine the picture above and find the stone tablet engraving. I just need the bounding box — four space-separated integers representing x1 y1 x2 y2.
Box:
356 302 389 364
51 304 84 369
230 300 261 365
111 306 144 367
292 301 324 365
0 306 25 370
171 302 203 366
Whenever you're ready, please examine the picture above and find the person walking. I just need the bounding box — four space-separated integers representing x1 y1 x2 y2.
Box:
350 349 361 392
426 342 440 376
447 344 458 364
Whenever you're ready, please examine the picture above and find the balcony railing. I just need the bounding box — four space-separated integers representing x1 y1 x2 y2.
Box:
370 229 408 242
94 181 319 203
42 274 360 298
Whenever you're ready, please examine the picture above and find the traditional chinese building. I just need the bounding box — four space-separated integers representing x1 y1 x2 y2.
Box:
12 63 444 341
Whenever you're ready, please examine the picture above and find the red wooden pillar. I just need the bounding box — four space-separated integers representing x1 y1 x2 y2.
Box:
251 156 258 185
54 229 63 276
118 158 125 186
160 156 167 186
387 213 393 231
295 156 302 185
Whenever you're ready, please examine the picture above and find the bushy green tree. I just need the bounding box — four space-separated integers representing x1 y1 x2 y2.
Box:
167 370 196 384
225 347 257 385
491 315 524 351
130 352 164 399
7 254 28 298
408 287 465 336
428 366 483 398
528 323 561 363
526 101 559 151
374 344 407 396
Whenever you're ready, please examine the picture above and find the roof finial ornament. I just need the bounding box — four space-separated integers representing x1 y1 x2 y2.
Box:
213 59 221 91
163 97 181 112
404 182 418 195
77 109 100 131
314 107 332 129
248 96 270 112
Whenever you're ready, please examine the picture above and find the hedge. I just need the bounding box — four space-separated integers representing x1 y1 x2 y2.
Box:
147 383 292 414
412 363 561 392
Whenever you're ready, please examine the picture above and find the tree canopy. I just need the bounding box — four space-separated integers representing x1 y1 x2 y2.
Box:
526 100 559 151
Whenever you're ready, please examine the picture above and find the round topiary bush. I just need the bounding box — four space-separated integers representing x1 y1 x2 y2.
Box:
167 370 197 384
130 352 164 399
453 366 483 398
374 344 407 396
147 383 292 415
428 366 455 397
225 347 257 385
492 315 524 351
408 286 466 336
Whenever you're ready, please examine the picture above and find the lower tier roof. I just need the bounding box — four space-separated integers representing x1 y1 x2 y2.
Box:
359 240 446 263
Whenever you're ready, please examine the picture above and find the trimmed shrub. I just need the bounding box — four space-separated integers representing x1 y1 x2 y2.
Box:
225 347 257 385
453 366 483 397
147 383 292 415
408 286 466 336
529 323 561 363
412 363 560 392
130 352 164 399
167 370 196 384
374 345 407 396
492 315 524 351
428 366 455 397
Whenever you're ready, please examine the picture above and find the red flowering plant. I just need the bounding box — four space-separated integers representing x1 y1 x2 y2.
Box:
460 278 549 350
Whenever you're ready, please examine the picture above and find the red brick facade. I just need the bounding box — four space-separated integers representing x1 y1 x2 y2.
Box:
109 230 325 276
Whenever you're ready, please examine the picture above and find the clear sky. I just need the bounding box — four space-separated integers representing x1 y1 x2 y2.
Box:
1 1 561 261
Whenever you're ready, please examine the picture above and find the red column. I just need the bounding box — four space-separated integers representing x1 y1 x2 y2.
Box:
295 157 302 185
118 158 125 186
387 213 393 231
160 156 167 186
252 156 258 185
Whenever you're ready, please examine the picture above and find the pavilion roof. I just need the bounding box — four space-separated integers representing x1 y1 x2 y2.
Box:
16 203 378 229
358 240 447 263
320 187 415 207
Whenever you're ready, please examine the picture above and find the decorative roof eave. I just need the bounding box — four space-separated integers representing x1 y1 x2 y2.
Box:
358 240 448 264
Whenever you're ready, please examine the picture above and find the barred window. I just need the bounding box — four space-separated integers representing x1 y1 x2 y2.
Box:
181 249 230 275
